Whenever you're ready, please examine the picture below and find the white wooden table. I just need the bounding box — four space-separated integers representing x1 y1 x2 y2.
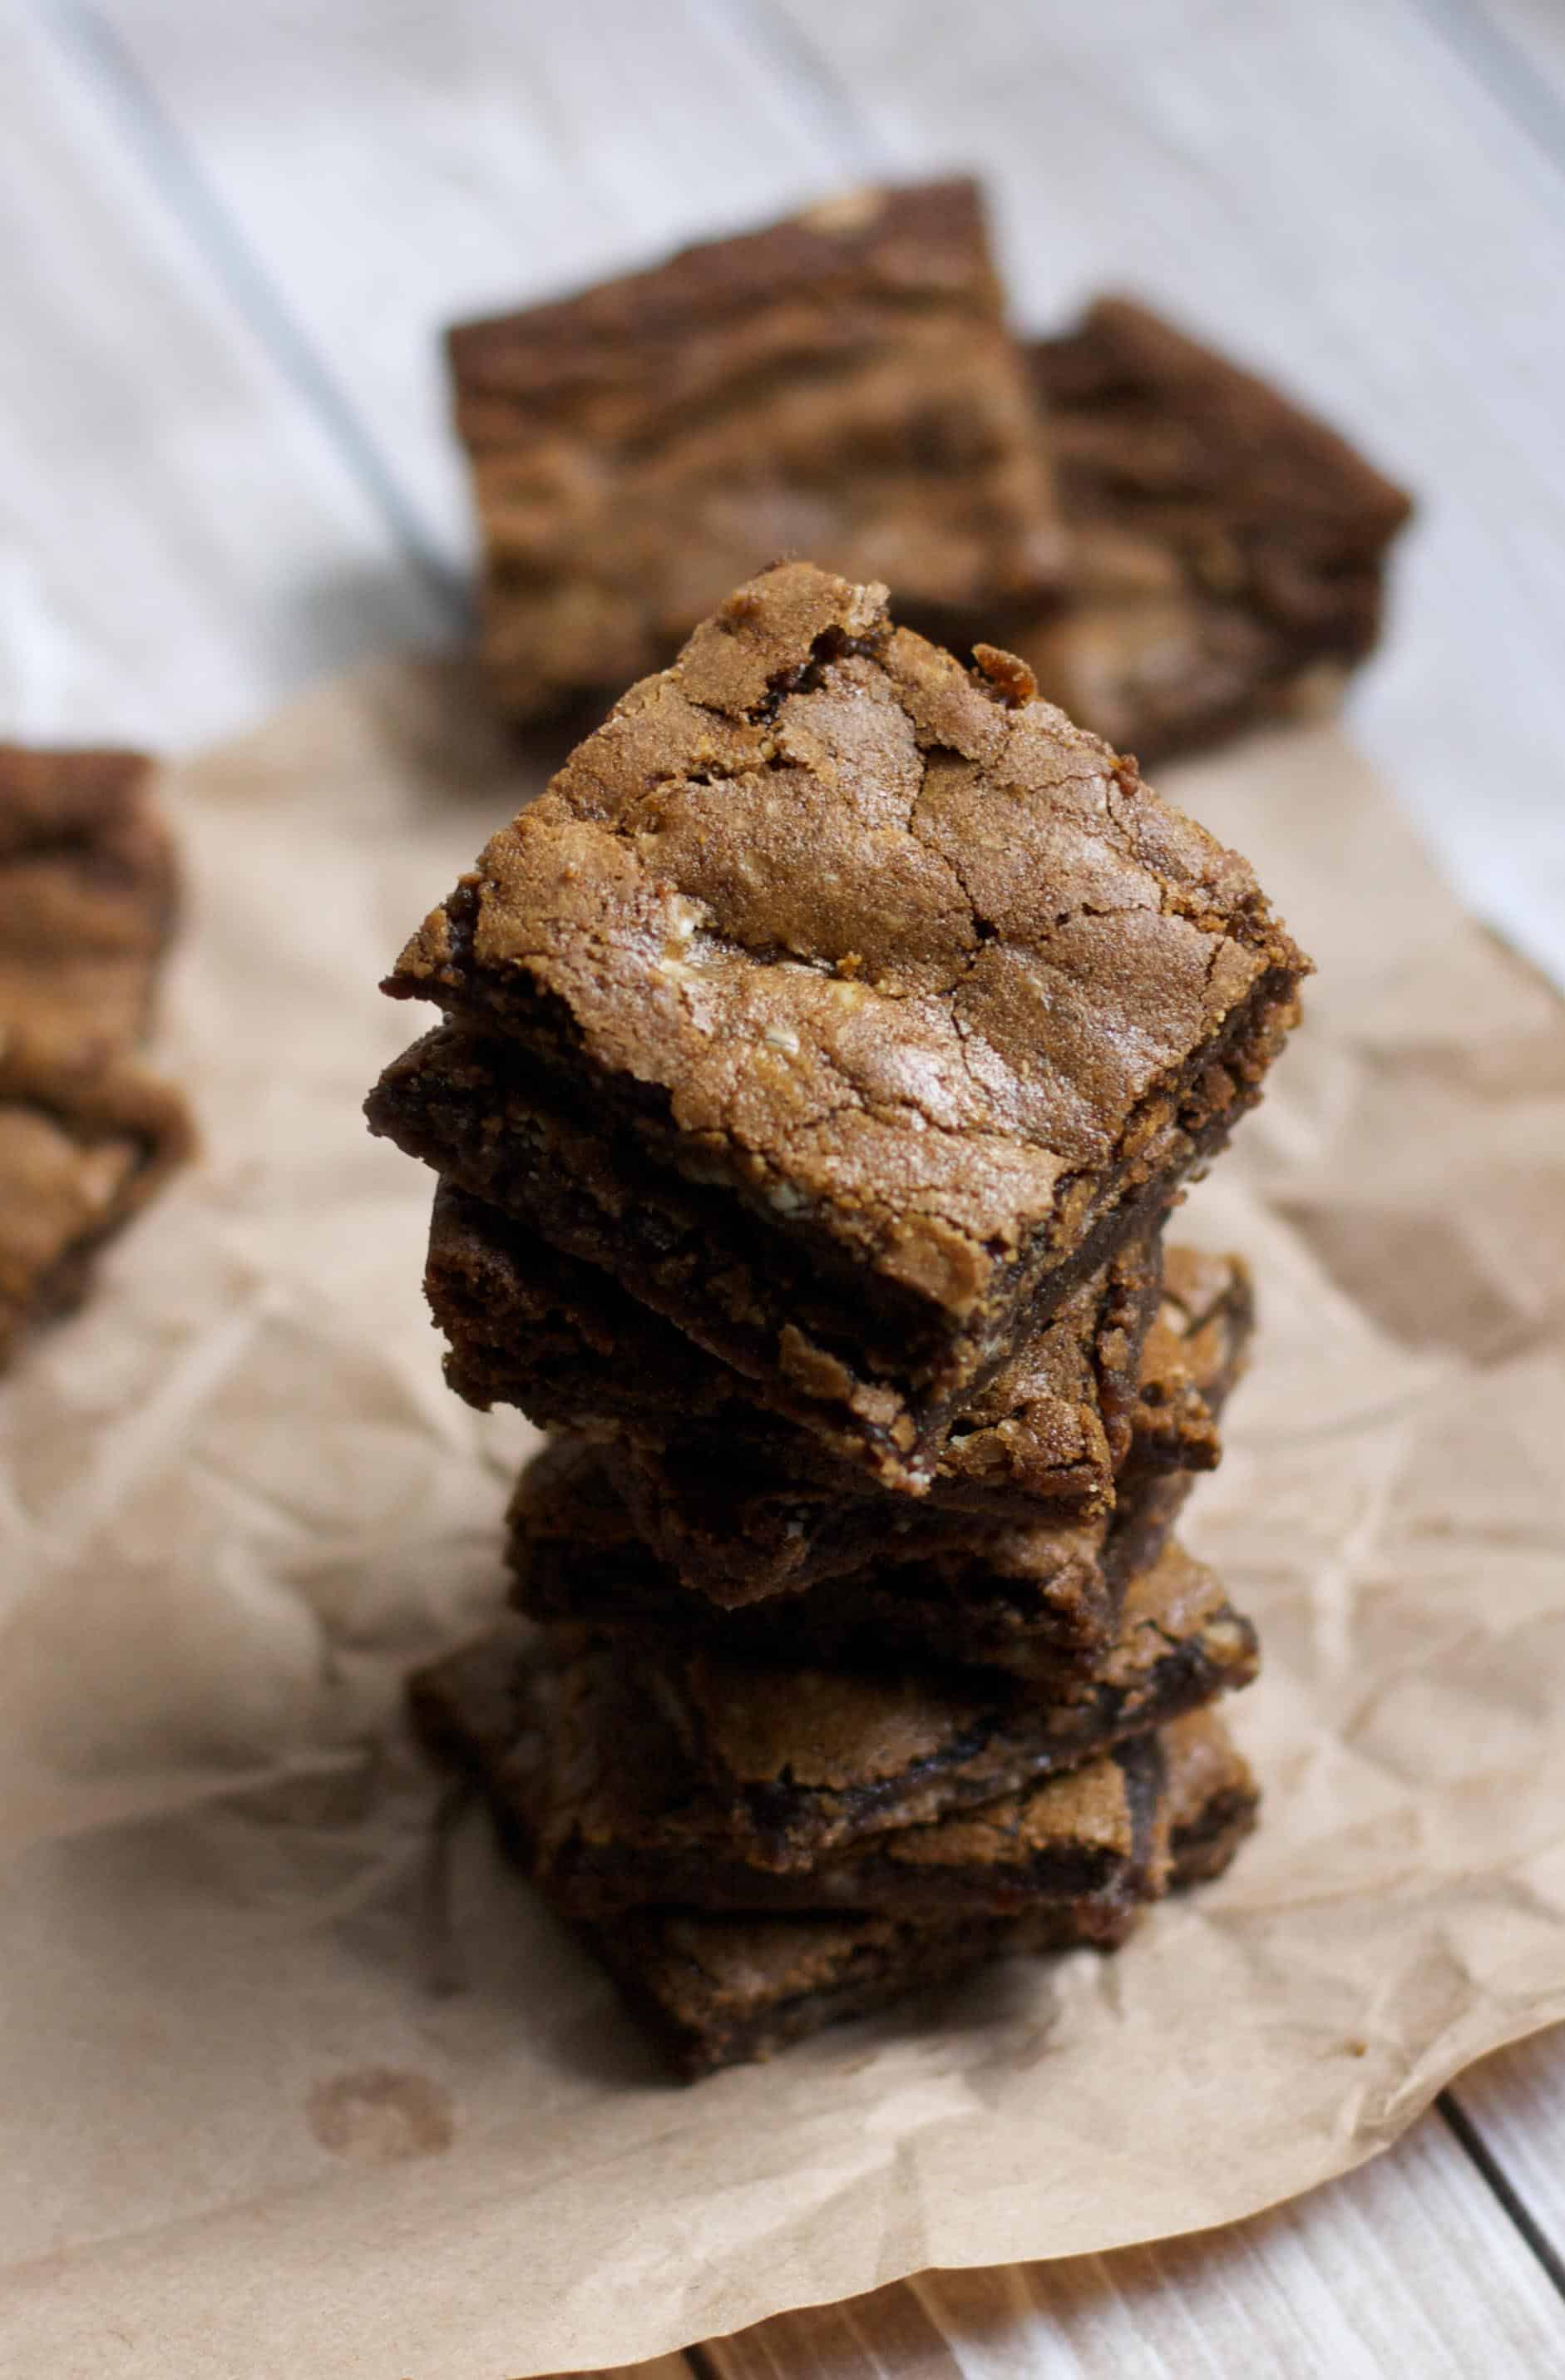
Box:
5 2 1563 2369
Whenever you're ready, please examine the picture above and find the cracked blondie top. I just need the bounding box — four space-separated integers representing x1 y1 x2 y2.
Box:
373 562 1304 1482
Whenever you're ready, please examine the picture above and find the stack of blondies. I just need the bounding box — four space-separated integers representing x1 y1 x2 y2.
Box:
373 560 1311 2076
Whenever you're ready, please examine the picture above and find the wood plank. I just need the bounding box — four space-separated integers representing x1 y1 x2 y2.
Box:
695 2111 1565 2378
768 0 1565 989
1443 2030 1565 2286
0 7 448 750
96 0 857 570
1421 0 1565 157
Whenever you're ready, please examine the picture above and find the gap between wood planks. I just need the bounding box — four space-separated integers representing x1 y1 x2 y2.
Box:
35 0 1565 2338
1409 0 1565 187
1436 2096 1565 2308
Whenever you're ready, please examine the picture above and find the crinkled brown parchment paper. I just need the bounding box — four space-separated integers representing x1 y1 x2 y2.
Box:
2 661 1563 2378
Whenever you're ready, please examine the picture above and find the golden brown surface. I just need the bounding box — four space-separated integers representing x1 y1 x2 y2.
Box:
388 561 1305 1324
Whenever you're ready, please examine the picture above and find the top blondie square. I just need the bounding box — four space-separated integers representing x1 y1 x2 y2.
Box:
369 561 1307 1491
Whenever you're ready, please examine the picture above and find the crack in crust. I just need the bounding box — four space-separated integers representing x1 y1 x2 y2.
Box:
383 562 1306 1311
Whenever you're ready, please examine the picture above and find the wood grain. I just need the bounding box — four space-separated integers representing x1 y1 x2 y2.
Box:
1416 0 1565 164
95 0 853 568
0 8 448 749
1441 2030 1565 2289
695 2116 1565 2377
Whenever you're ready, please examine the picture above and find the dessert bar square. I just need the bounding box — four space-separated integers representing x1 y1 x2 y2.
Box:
506 1245 1253 1640
446 177 1060 722
1007 296 1414 763
588 1898 1128 2081
585 1710 1255 2078
0 746 190 1369
618 1239 1247 1602
409 1627 1256 2078
413 1617 1170 1921
0 1048 193 1365
369 561 1306 1489
624 1538 1256 1871
0 743 180 1069
434 1185 1170 1597
508 1435 1190 1676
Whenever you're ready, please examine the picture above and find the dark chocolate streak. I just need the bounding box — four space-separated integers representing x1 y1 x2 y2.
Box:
696 1617 1256 1871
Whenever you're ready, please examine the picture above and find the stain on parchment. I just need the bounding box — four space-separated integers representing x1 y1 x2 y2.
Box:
307 2068 454 2164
